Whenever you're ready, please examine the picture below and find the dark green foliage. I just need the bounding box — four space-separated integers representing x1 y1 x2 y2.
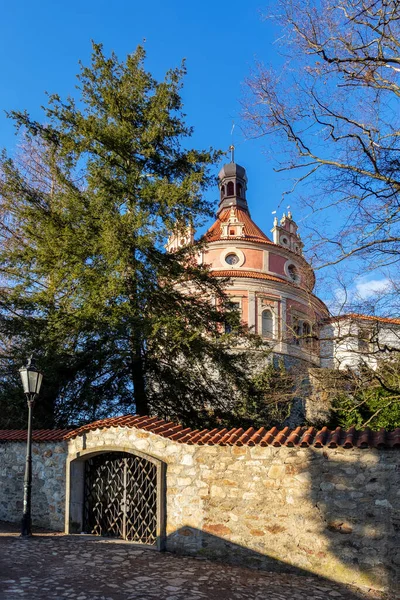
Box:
328 357 400 431
0 43 256 428
232 360 296 429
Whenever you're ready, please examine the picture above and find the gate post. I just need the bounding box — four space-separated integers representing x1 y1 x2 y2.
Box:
65 457 85 534
157 461 167 551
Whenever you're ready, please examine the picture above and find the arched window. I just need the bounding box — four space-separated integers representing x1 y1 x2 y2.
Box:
303 321 311 346
262 309 273 338
227 181 234 196
225 301 241 334
292 317 300 345
237 183 242 197
311 325 318 352
220 185 225 200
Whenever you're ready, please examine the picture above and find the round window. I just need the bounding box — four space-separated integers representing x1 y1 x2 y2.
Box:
281 237 288 245
225 253 240 266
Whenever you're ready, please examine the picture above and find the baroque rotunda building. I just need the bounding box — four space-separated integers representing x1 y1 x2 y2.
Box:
168 158 330 367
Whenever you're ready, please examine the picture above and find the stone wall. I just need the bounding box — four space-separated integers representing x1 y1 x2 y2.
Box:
0 441 67 531
67 427 399 593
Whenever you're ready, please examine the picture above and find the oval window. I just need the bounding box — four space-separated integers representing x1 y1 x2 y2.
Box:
288 264 298 281
225 253 240 265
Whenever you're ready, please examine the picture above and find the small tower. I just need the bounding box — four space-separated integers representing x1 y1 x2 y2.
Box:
166 222 195 253
271 211 304 255
217 147 249 216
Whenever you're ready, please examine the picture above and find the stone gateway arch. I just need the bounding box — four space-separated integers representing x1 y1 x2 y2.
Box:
66 443 166 549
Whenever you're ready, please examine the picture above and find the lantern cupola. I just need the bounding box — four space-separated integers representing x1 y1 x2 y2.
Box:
217 146 249 216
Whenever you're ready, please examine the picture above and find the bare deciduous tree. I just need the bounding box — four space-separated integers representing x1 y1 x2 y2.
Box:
243 0 400 427
244 0 400 288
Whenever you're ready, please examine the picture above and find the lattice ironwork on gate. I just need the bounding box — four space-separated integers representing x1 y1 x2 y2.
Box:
83 451 160 545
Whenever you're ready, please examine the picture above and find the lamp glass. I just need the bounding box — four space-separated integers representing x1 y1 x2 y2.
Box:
19 368 30 395
19 363 43 397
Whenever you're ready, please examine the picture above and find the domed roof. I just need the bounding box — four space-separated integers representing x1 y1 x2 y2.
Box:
218 162 247 181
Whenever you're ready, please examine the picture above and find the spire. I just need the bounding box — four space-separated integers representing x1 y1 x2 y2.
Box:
217 155 249 216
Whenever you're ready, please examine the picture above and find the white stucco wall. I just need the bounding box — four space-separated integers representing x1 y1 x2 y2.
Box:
320 319 400 370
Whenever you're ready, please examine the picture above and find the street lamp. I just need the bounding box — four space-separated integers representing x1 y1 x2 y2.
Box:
19 357 43 537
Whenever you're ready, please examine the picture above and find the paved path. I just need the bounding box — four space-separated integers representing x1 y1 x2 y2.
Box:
0 526 388 600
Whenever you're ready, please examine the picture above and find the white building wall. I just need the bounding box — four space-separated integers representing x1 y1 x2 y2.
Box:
320 319 400 370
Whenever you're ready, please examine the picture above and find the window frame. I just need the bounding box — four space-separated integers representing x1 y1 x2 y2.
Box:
261 308 274 339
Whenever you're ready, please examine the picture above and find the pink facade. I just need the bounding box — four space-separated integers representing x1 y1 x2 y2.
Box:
167 160 329 365
268 253 287 278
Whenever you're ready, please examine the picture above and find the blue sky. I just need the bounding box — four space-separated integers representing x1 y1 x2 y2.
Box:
0 1 285 220
0 0 385 309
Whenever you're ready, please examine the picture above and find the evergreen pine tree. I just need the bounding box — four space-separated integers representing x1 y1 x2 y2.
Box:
0 44 255 428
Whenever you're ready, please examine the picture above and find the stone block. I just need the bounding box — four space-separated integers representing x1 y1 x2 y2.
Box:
264 523 286 534
242 492 258 500
195 480 208 488
249 529 265 536
229 512 239 522
232 446 248 457
203 523 231 536
267 464 286 479
131 439 149 451
375 499 393 509
176 477 193 487
210 485 226 499
294 471 312 484
227 488 242 498
320 481 334 491
327 520 353 534
180 454 194 466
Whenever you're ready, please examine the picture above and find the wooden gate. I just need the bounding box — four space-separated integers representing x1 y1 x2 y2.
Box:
83 451 160 545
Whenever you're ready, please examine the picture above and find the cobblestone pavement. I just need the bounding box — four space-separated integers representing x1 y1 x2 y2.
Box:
0 525 390 600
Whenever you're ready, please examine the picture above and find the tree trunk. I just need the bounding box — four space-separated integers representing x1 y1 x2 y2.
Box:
131 338 148 416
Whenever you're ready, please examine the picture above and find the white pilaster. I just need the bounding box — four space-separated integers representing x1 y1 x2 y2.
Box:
280 297 287 341
248 291 256 333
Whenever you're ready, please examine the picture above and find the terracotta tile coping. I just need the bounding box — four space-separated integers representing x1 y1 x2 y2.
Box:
0 429 73 442
325 313 400 325
1 416 399 448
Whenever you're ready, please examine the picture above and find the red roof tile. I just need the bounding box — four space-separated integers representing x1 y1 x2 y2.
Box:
286 427 302 446
326 313 400 325
64 415 400 449
328 427 342 448
211 270 294 285
0 429 72 442
300 427 316 447
205 208 273 244
1 417 398 449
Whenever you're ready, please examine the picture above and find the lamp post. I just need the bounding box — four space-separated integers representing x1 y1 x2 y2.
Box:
19 357 43 537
